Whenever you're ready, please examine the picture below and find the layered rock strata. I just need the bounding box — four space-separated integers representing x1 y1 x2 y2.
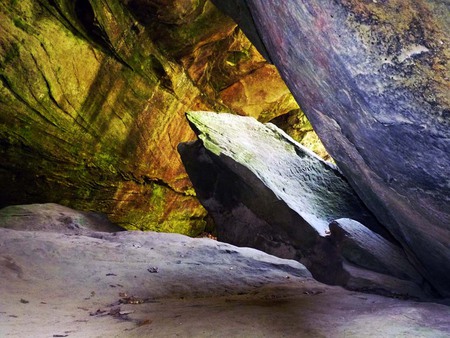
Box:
0 0 325 234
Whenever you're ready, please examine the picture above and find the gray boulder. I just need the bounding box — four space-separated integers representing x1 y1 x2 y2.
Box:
179 111 429 298
0 203 123 234
330 218 428 298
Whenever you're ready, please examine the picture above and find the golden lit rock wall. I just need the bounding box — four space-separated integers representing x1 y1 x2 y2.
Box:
0 0 326 234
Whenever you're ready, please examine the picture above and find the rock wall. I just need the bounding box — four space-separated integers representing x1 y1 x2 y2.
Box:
211 1 450 296
0 0 326 234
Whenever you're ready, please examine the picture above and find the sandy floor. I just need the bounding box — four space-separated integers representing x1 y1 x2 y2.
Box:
1 205 449 337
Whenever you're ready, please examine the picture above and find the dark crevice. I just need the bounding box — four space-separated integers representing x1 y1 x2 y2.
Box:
40 0 88 43
71 0 133 70
125 0 159 26
0 74 58 128
118 171 190 197
142 176 185 195
149 55 174 93
74 0 110 53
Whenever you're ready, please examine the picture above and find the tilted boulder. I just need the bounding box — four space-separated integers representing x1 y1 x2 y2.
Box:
179 111 430 298
211 0 450 297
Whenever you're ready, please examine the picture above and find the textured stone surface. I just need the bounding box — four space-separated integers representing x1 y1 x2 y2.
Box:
330 218 422 283
0 0 327 234
212 0 450 297
181 112 382 237
2 204 450 337
0 203 123 234
330 218 427 298
179 112 429 298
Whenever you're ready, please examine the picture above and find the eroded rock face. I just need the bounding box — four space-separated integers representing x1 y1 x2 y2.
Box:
211 0 450 297
179 112 430 298
0 0 326 234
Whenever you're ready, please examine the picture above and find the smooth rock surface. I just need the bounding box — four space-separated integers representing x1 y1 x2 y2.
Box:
330 218 428 298
211 0 450 297
0 203 123 234
1 204 449 337
179 112 427 298
330 218 422 283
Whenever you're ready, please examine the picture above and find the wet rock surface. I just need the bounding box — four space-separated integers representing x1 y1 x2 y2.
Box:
1 204 449 337
211 0 450 297
179 112 432 298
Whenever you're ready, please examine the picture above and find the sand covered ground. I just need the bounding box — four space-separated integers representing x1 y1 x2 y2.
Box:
1 204 449 337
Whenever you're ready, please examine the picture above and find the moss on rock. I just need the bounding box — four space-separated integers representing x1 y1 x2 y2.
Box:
0 0 327 235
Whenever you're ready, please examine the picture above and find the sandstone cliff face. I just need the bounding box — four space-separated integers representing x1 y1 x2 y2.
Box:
0 0 325 234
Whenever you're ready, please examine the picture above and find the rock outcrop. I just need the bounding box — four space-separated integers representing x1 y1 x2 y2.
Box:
179 111 430 298
0 203 123 234
211 0 450 297
2 203 450 336
0 0 326 234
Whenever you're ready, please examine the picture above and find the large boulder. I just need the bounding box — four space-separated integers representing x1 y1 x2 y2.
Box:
179 111 430 298
211 0 450 297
